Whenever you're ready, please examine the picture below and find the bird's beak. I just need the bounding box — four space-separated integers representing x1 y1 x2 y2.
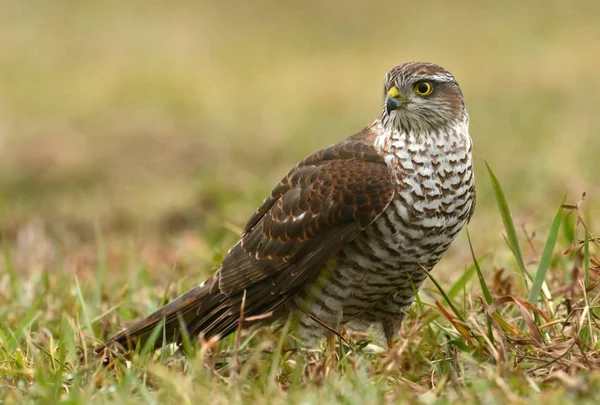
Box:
385 96 403 114
385 86 405 114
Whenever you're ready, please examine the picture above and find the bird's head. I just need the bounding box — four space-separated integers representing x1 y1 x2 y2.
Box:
381 62 466 133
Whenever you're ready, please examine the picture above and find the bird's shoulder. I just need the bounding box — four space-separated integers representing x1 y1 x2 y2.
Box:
244 125 391 235
217 125 395 295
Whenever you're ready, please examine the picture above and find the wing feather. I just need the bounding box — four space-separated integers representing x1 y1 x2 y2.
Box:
100 131 397 350
217 135 395 300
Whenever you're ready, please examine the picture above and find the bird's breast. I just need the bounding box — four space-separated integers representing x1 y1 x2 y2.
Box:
347 125 475 274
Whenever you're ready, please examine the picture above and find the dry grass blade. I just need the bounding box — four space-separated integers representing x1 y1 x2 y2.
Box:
585 228 591 285
530 340 578 373
488 296 551 346
434 301 473 345
307 314 351 348
231 289 247 378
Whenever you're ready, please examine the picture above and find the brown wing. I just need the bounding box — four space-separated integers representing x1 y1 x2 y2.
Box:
101 131 396 351
217 134 395 299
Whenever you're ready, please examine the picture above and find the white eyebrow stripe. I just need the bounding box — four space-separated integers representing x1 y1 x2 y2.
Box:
425 74 456 83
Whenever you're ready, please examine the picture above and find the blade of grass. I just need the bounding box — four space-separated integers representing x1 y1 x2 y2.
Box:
75 276 95 339
9 297 43 351
93 220 106 314
584 225 590 286
140 318 166 356
266 315 292 393
447 251 487 300
562 208 576 249
435 301 472 345
485 161 532 283
60 315 78 365
467 229 493 305
528 196 565 304
0 199 19 294
177 313 194 357
419 264 465 323
446 264 474 300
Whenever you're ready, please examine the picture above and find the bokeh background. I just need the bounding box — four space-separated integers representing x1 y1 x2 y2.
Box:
1 0 600 280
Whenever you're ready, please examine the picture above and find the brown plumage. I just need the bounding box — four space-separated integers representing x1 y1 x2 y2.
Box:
99 61 475 353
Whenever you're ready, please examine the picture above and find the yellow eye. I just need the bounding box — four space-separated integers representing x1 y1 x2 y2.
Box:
414 81 433 96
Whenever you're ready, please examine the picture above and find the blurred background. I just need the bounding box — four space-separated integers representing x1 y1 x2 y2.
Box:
1 0 599 279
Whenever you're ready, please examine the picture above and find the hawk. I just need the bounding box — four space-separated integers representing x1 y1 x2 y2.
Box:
100 62 475 353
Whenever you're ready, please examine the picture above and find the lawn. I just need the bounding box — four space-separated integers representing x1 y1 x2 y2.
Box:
1 1 600 403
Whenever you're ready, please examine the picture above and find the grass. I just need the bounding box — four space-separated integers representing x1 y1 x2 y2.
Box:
1 0 600 403
2 182 600 404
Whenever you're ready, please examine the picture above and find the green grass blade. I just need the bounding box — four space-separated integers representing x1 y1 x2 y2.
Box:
447 251 489 300
177 313 194 357
140 318 166 356
421 265 465 323
447 263 476 300
74 276 95 339
1 241 17 291
266 315 293 392
5 295 43 351
485 161 531 282
93 220 106 313
528 196 565 304
0 199 19 294
467 229 493 305
562 209 576 250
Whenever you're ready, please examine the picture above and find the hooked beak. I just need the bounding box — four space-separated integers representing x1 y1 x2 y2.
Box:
385 86 406 114
385 96 403 114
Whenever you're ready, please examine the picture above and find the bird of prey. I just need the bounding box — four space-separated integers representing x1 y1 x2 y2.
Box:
100 62 475 353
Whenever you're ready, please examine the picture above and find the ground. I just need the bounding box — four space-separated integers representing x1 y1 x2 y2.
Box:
1 1 600 404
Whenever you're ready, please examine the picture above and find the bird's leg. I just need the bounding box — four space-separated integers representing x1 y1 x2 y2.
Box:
383 318 403 354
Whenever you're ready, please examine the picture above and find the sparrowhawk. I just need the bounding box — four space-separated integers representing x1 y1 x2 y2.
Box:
99 61 475 353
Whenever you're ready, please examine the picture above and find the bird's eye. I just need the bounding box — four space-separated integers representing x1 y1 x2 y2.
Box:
414 81 433 96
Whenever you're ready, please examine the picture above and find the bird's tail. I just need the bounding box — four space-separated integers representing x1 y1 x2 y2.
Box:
97 275 234 353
